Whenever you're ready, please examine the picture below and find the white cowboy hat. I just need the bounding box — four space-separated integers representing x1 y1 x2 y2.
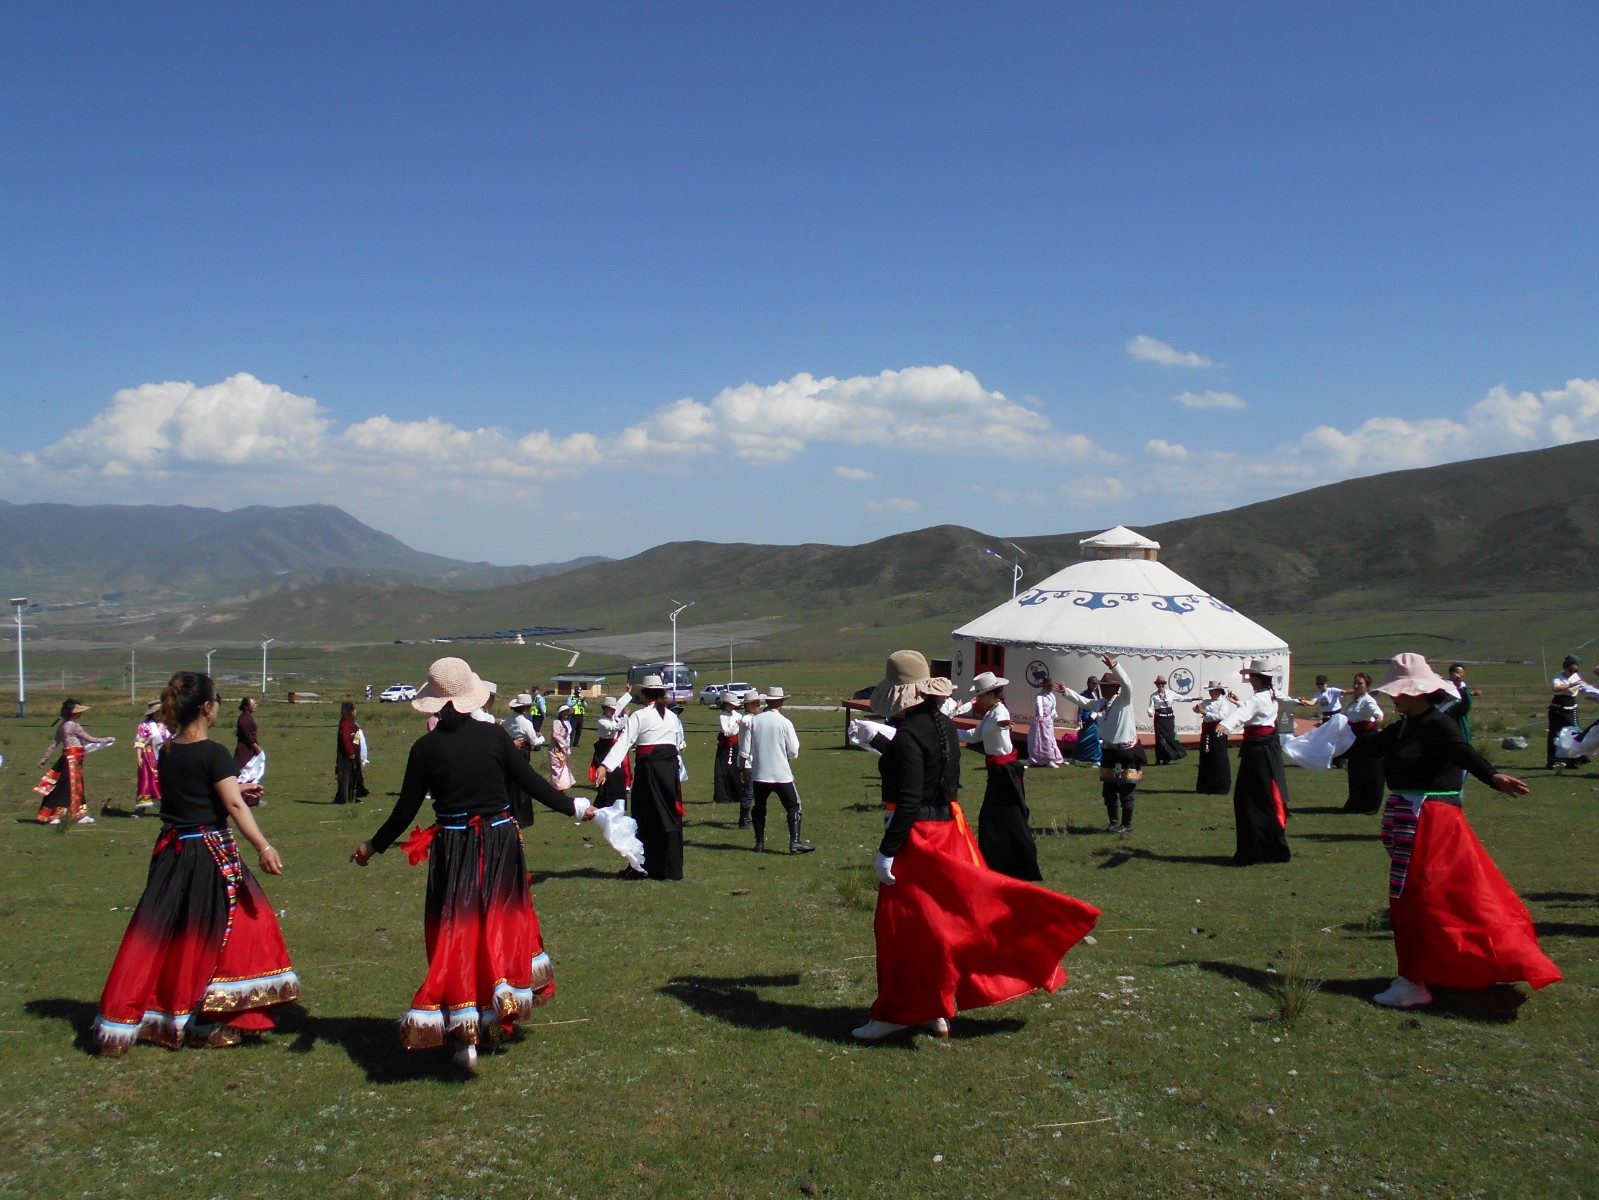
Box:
638 674 666 691
970 671 1008 696
412 657 492 715
509 693 533 710
1241 658 1275 678
762 686 787 703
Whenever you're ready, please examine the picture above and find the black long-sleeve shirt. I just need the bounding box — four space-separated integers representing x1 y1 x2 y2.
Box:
878 707 962 858
1343 703 1499 792
370 717 575 853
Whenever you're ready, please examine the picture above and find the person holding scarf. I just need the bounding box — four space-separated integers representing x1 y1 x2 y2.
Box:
1059 656 1143 833
95 671 298 1053
959 672 1040 880
1341 653 1559 1008
351 657 596 1071
851 651 1100 1041
589 695 631 806
34 699 115 825
1220 659 1291 865
596 674 687 881
1339 672 1385 814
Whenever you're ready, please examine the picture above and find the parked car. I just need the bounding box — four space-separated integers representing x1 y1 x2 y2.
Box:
379 683 418 702
699 682 754 707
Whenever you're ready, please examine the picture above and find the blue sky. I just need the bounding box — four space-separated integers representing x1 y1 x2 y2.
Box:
3 2 1596 565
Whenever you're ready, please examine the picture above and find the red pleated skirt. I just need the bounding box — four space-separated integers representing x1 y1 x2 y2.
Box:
1391 801 1561 990
96 826 299 1052
397 812 553 1050
871 819 1100 1026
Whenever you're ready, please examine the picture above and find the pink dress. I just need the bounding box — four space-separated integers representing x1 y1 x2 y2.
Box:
548 717 575 791
1029 690 1064 767
134 720 165 804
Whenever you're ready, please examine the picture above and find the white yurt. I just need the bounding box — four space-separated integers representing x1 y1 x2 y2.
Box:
950 526 1290 738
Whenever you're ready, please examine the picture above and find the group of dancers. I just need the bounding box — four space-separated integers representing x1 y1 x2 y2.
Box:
74 645 1565 1069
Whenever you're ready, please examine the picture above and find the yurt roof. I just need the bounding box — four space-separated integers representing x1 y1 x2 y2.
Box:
1078 525 1160 551
952 554 1287 657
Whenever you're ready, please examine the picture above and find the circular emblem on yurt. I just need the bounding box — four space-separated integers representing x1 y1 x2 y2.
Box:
1025 659 1051 687
1169 668 1196 696
954 649 965 679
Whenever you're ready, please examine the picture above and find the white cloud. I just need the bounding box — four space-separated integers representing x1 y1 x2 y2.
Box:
1173 390 1246 411
1144 439 1190 459
1127 335 1220 369
40 373 330 470
834 465 875 480
867 497 921 513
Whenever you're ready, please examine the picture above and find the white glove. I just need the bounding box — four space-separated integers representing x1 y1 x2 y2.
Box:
874 853 897 886
571 798 592 821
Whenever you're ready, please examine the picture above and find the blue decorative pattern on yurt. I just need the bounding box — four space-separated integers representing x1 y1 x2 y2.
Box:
1015 588 1236 614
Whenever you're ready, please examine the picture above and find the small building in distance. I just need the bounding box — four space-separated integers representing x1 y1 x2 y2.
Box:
950 526 1290 737
550 673 606 701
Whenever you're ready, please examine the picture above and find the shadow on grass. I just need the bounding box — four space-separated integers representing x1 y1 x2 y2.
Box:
23 997 99 1055
1523 891 1598 904
1534 922 1599 939
276 1005 467 1084
1293 805 1376 816
1173 960 1532 1022
659 973 1024 1046
1093 847 1236 869
1294 832 1381 843
534 866 638 882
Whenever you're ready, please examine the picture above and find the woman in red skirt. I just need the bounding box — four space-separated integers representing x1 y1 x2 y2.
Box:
95 672 299 1053
1347 652 1560 1008
852 651 1101 1041
34 699 116 825
351 657 597 1071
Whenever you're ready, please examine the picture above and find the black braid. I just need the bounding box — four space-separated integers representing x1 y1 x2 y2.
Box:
931 702 953 799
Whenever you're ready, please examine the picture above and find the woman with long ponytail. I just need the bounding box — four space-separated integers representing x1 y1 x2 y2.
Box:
94 671 299 1054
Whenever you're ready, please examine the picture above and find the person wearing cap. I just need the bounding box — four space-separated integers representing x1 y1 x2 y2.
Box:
1338 672 1385 814
1059 656 1144 833
350 657 598 1070
958 672 1039 880
852 650 1100 1041
1548 655 1592 769
1292 676 1345 727
502 693 543 823
742 686 814 854
596 675 688 880
736 689 763 829
132 699 168 816
1191 681 1233 795
548 697 576 791
712 691 743 809
33 698 115 825
589 696 630 806
1147 675 1188 766
529 686 548 737
1339 652 1559 1008
567 690 586 748
1219 659 1292 865
95 670 296 1054
1028 673 1065 768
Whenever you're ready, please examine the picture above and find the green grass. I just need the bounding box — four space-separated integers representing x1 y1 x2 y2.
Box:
0 658 1595 1199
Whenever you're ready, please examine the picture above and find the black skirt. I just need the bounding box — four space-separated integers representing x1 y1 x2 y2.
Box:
1194 725 1231 794
1152 709 1187 764
976 761 1040 882
1232 736 1291 865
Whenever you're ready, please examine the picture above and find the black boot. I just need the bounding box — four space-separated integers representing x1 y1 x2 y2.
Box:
1118 787 1135 833
1101 781 1120 832
752 815 765 853
787 811 816 854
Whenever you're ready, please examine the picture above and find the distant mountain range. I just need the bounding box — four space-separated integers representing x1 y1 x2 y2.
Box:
5 439 1596 646
0 501 604 605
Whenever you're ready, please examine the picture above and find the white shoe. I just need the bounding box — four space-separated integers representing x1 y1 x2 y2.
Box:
46 817 62 826
1373 976 1433 1008
852 1019 909 1041
452 1044 479 1071
922 1017 950 1038
75 815 95 825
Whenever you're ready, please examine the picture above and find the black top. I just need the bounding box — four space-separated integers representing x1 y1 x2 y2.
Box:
158 739 237 827
370 716 576 853
1344 703 1499 792
878 707 961 858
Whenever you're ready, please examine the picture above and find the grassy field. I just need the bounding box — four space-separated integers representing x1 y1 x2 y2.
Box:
0 648 1595 1199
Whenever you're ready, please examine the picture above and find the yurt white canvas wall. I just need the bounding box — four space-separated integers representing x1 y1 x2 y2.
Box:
951 527 1290 737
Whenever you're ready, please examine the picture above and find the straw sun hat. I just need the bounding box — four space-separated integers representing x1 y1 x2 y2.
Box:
412 657 491 715
870 650 954 717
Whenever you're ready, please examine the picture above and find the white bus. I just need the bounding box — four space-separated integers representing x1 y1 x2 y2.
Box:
626 661 696 711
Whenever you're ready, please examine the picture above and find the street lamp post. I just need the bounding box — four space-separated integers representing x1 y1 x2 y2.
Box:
260 637 275 698
980 543 1028 599
9 598 25 719
668 600 695 678
206 648 218 676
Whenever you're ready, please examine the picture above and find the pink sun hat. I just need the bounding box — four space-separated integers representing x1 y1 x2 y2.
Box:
412 656 492 714
1372 652 1455 699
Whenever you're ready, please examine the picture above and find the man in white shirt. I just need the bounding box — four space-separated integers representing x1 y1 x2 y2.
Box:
742 686 814 854
1060 655 1144 833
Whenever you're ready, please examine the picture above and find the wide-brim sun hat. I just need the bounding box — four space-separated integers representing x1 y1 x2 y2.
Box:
719 692 739 706
742 690 763 706
412 656 492 714
638 674 666 691
870 650 954 717
1373 652 1456 698
1241 658 1274 678
509 693 533 710
144 700 162 715
69 702 91 715
763 686 787 703
970 671 1008 696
